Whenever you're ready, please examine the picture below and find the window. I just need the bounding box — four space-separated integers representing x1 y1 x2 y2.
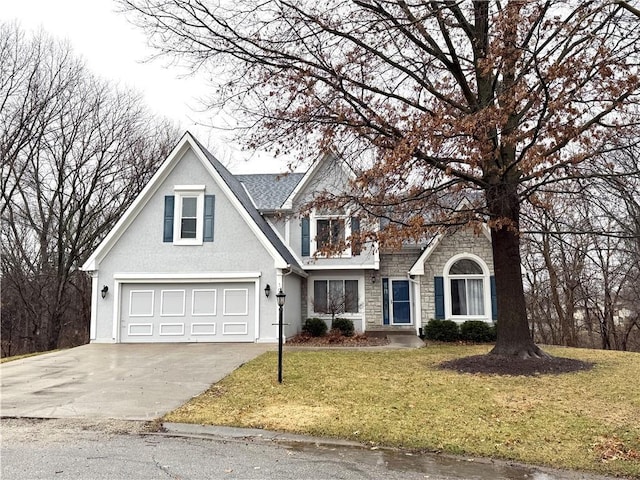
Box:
304 211 359 257
316 218 345 249
174 190 204 244
445 257 487 318
313 279 359 314
180 197 198 239
163 186 215 245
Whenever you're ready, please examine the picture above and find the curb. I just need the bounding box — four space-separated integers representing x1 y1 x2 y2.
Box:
159 422 365 449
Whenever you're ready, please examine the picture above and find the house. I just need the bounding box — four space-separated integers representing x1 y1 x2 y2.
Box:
81 132 496 343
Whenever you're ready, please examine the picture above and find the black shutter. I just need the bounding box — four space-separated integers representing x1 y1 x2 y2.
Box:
204 195 215 242
163 195 174 242
301 217 310 256
434 276 445 319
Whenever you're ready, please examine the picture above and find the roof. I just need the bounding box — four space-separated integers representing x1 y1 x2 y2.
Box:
190 136 303 271
236 173 305 210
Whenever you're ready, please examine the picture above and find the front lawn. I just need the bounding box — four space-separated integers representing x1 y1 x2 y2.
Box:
165 345 640 477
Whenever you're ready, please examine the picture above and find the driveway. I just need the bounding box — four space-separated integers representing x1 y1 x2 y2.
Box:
0 343 272 420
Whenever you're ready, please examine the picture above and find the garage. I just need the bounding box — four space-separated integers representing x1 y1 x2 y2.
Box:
119 281 257 343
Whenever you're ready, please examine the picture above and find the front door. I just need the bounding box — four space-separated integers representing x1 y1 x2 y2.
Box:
383 279 412 325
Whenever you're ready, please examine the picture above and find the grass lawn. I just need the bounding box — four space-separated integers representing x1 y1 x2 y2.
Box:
165 345 640 477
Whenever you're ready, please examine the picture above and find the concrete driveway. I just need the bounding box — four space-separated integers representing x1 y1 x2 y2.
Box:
0 343 272 420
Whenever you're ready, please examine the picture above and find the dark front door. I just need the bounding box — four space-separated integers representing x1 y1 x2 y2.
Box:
383 279 411 325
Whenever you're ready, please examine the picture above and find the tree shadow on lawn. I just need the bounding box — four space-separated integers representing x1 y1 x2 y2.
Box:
440 354 594 376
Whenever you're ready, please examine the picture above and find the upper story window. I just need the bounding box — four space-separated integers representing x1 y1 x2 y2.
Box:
179 196 199 240
316 218 345 250
302 210 360 257
163 186 215 245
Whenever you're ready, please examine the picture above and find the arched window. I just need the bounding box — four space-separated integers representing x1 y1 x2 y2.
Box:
444 255 490 319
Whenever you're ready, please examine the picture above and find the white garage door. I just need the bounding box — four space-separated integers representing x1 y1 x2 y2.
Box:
120 282 256 343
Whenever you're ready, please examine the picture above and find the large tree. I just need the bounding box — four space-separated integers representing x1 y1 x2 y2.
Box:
0 23 179 355
122 0 640 358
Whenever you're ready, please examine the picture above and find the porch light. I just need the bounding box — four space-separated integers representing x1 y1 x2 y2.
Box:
264 284 271 298
101 285 109 299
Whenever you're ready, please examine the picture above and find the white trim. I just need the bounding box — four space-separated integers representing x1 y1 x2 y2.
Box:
90 273 98 340
408 275 422 334
254 278 261 340
172 189 204 245
443 253 491 321
307 274 365 323
301 263 377 270
113 272 261 281
408 234 443 276
310 210 352 258
174 184 205 192
112 280 120 342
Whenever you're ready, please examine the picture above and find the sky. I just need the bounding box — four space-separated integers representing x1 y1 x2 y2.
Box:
2 0 289 173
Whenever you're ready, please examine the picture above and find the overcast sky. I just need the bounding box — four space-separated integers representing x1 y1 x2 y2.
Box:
2 0 290 173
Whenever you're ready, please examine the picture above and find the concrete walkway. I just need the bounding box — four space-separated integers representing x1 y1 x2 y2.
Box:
0 343 272 420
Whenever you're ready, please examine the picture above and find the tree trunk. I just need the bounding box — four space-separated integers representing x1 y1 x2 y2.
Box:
486 184 549 358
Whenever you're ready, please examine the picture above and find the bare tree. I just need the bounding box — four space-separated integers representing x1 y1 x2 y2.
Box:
121 1 640 360
522 143 640 352
0 23 179 355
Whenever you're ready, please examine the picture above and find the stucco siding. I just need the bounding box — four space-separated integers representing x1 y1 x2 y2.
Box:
93 147 282 342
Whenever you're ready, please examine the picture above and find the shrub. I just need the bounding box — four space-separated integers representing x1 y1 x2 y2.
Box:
423 319 460 342
460 320 496 343
302 317 328 337
332 318 355 337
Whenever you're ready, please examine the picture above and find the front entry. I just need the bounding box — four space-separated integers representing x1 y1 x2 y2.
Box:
382 278 412 325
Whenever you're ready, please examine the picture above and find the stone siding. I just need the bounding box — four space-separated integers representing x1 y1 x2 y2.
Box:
365 249 422 327
419 229 493 328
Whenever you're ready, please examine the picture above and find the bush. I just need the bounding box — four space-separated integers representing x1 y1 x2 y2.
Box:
423 319 460 342
302 317 328 337
332 318 355 337
460 320 496 343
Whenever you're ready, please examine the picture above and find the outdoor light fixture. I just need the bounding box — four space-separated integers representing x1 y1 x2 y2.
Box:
371 273 377 283
276 288 286 307
276 288 286 383
101 285 109 299
264 284 271 298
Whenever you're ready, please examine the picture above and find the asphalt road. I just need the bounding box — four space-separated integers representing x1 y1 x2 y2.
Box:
1 418 614 480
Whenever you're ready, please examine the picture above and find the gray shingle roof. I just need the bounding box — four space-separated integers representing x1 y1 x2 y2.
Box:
189 135 302 271
236 173 305 210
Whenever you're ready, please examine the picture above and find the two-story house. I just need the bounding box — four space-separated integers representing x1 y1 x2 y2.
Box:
82 132 496 343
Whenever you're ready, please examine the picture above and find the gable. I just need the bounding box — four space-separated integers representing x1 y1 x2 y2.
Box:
409 226 493 276
82 133 302 273
283 152 355 211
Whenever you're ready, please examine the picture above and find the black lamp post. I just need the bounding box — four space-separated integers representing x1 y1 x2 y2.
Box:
276 288 286 383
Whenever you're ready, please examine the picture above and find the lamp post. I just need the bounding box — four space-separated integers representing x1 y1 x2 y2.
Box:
276 288 286 383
